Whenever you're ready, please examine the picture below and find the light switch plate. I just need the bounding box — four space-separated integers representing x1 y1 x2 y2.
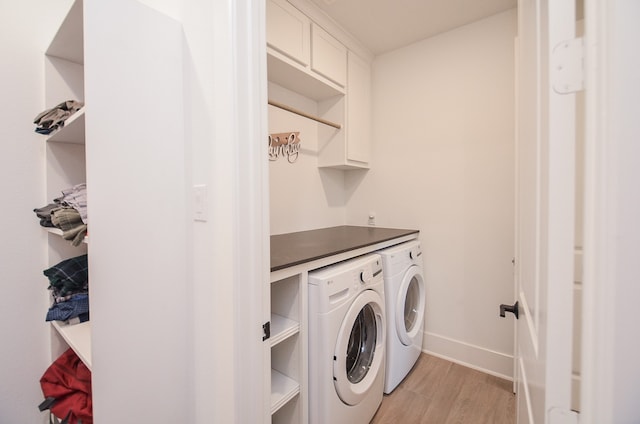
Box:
193 184 208 222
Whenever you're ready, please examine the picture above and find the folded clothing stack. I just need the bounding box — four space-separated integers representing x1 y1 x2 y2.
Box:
34 183 87 246
44 254 89 323
33 100 84 135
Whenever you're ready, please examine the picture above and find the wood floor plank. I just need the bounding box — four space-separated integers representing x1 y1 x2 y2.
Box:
371 354 516 424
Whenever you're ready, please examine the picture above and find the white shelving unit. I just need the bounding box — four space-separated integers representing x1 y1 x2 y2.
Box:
269 273 307 424
43 0 90 369
40 1 187 421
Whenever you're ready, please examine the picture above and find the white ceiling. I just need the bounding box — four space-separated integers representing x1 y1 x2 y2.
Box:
309 0 518 55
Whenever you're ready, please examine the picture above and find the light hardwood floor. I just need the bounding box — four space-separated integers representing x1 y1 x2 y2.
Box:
371 353 516 424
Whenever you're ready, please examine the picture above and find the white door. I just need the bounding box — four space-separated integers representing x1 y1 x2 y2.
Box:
515 0 578 423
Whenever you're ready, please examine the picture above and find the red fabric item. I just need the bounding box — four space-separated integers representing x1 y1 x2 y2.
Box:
40 348 92 424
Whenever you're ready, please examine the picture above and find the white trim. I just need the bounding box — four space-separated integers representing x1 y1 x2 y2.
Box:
580 1 640 422
423 331 514 381
580 0 614 422
231 1 269 423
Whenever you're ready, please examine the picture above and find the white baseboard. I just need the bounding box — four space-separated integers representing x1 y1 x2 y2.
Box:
422 331 514 381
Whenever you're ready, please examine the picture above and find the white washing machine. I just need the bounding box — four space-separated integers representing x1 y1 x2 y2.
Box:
377 240 426 394
308 254 386 424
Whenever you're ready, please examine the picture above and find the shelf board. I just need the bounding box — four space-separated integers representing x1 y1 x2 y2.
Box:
47 109 85 144
45 226 88 244
267 50 344 101
271 369 299 415
46 0 84 64
52 320 92 370
270 314 299 347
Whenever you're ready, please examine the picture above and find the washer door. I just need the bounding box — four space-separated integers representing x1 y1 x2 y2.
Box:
396 265 425 346
333 290 385 406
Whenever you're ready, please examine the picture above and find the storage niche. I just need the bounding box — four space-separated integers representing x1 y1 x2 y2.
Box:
270 273 307 423
43 0 90 369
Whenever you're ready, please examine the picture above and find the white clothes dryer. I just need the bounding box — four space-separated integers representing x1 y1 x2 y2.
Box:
308 254 386 424
377 240 426 394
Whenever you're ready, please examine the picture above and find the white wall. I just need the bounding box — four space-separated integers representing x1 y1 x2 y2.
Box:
346 9 517 378
269 83 347 234
0 2 73 422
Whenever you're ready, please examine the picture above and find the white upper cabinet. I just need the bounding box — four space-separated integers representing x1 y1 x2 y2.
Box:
346 51 371 165
266 0 345 100
310 24 347 87
266 0 371 170
266 0 310 66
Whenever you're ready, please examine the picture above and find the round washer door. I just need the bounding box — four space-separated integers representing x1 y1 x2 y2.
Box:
396 265 425 346
333 289 385 406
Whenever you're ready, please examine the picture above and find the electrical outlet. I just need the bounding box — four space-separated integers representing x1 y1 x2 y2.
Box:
368 212 376 226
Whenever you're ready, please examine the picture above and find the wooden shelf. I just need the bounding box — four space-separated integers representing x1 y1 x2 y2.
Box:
271 369 300 415
270 314 299 347
52 320 92 370
47 109 85 144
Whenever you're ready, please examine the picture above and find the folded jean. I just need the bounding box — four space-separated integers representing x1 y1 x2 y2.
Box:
45 294 89 322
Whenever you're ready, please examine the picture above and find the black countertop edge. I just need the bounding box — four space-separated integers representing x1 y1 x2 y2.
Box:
270 225 419 272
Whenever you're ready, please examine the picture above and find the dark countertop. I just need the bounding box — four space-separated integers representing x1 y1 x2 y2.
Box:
270 225 419 272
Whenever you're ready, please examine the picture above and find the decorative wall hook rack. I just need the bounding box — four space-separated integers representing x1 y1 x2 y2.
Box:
269 132 301 163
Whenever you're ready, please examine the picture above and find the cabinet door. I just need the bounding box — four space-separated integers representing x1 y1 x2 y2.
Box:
347 52 371 164
267 0 310 66
311 24 347 87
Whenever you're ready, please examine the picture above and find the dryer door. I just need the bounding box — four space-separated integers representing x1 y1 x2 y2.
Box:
333 289 385 406
396 265 425 346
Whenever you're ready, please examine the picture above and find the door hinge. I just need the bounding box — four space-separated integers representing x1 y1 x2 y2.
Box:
552 37 584 94
548 407 579 424
262 321 271 341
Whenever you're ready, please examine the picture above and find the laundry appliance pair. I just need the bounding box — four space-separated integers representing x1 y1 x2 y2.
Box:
307 240 425 423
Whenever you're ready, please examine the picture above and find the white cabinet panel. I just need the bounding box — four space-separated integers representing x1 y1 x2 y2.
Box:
311 23 347 87
267 0 310 66
317 52 371 170
347 51 371 164
83 0 187 421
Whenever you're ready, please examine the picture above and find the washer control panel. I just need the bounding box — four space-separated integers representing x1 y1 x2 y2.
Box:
409 245 422 261
309 254 384 310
